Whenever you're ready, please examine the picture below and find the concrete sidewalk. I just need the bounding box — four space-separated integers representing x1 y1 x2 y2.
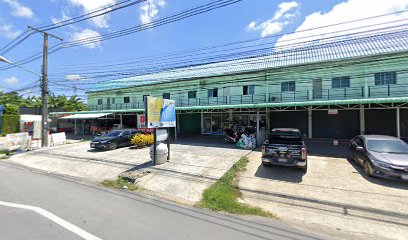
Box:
238 151 408 240
8 141 250 203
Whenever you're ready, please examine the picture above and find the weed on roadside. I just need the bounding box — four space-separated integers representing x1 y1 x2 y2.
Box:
101 177 139 191
196 156 277 219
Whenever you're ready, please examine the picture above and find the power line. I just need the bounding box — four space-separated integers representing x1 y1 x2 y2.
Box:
0 0 243 72
47 26 408 84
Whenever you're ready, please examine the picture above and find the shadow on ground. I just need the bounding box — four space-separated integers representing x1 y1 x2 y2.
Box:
254 164 306 183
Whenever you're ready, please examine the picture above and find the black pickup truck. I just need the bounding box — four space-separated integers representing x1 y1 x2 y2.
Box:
261 128 307 171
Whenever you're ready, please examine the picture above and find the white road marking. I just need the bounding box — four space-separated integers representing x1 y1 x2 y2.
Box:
0 200 103 240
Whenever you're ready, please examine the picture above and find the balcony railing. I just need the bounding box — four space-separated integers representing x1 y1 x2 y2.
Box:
88 84 408 111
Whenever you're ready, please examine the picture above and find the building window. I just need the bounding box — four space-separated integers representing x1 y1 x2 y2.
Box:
281 81 296 92
162 93 170 99
188 90 197 99
111 98 115 104
375 72 396 85
97 99 103 105
208 88 218 97
332 76 350 88
124 97 130 103
243 85 255 95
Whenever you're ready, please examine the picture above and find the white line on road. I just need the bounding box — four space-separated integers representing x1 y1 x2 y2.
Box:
0 200 103 240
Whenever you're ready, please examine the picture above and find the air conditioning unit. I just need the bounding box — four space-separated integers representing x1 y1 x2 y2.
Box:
271 97 280 102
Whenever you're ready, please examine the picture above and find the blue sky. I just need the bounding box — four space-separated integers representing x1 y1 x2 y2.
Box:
0 0 407 98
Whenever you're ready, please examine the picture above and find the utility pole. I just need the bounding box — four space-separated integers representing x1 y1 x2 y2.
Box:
28 26 63 147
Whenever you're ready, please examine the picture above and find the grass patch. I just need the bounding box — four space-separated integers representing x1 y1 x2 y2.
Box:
0 150 10 159
101 177 139 191
196 156 277 218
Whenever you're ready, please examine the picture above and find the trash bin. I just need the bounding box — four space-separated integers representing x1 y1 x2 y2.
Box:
150 142 168 165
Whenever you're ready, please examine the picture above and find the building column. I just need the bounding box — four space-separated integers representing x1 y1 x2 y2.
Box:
256 111 260 147
228 110 233 121
266 109 270 130
120 114 123 128
396 107 401 138
308 106 313 138
200 112 204 134
74 119 77 135
359 105 365 135
175 113 180 141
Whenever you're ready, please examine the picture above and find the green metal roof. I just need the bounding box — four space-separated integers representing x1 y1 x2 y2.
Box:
89 30 408 92
51 97 408 115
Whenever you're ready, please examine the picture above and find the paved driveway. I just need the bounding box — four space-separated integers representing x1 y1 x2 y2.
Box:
8 141 250 203
239 150 408 240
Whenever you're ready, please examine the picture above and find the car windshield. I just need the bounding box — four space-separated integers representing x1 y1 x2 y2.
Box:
104 130 123 137
367 140 408 154
269 130 302 141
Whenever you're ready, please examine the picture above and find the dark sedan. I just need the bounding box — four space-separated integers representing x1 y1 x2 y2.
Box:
348 135 408 180
90 129 136 150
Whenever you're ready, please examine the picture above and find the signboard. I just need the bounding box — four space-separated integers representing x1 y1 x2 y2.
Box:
51 132 66 145
137 115 146 128
156 129 168 142
6 132 30 151
145 96 176 128
328 109 338 115
33 121 42 139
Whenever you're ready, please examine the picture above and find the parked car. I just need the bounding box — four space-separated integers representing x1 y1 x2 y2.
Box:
261 128 307 171
348 135 408 180
90 129 137 150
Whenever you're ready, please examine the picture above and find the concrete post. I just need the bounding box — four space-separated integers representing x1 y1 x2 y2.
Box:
120 114 123 128
266 109 270 130
360 105 365 135
308 107 312 138
74 119 77 135
397 107 401 138
175 113 180 141
228 110 233 121
256 111 260 147
200 112 204 134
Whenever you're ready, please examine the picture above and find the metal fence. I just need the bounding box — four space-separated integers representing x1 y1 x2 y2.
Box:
88 84 408 111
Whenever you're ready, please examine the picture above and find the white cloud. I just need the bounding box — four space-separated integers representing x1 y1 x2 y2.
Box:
70 29 102 49
139 0 167 24
51 11 72 27
4 77 19 84
0 23 21 39
247 1 299 37
68 0 116 28
2 0 34 18
275 0 408 48
65 74 82 80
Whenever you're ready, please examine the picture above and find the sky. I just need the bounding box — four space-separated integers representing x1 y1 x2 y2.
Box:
0 0 407 99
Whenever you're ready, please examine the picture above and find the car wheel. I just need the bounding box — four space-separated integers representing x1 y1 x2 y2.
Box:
109 142 117 150
262 162 270 167
363 160 373 177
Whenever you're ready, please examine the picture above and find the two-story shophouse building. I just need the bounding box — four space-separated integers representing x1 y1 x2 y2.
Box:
54 29 408 143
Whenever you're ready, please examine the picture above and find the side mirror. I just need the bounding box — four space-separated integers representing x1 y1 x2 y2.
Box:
356 146 364 151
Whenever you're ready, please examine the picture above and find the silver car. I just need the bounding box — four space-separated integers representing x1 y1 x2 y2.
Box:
348 135 408 181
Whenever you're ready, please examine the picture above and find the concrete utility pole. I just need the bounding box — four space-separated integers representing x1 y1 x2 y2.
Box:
28 26 63 147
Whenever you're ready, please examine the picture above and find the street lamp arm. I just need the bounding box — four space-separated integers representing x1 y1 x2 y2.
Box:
0 55 41 77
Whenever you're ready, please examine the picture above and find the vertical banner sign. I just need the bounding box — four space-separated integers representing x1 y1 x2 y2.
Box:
146 96 176 128
137 115 146 128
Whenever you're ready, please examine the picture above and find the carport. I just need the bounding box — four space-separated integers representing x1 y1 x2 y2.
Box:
59 113 113 135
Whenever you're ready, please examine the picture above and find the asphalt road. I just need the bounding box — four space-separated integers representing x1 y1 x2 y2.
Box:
0 162 323 240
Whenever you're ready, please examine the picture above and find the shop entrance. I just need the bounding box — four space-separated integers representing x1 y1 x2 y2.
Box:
201 112 267 137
